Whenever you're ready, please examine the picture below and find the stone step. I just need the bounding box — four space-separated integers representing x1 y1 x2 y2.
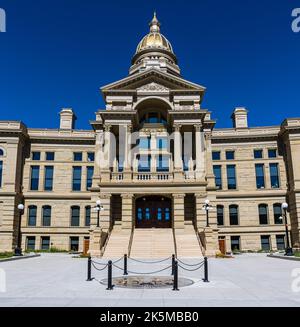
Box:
175 226 203 258
102 230 131 258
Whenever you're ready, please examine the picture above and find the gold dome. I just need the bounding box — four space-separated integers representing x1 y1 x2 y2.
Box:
136 13 174 54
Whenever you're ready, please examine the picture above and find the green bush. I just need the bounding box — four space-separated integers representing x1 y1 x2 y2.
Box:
0 252 14 259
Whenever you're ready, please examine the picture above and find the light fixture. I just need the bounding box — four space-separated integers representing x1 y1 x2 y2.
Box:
17 204 24 211
281 202 288 210
205 199 210 205
96 199 101 206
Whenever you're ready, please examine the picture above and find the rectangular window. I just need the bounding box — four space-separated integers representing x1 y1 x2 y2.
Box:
157 155 169 172
42 206 51 226
41 236 50 250
73 152 83 161
85 206 91 226
71 206 80 227
156 137 168 150
226 151 235 160
28 206 37 226
26 236 36 250
259 204 268 225
0 160 2 188
32 152 40 161
72 167 82 191
276 235 285 250
70 236 79 252
86 166 94 190
213 165 222 190
138 154 151 172
270 163 280 188
226 165 236 189
138 137 151 149
46 152 55 161
212 151 221 161
87 152 95 162
268 149 277 158
261 235 271 251
254 149 263 159
229 205 239 225
273 204 283 224
217 206 224 226
255 164 265 189
30 166 40 191
231 236 240 251
44 166 54 191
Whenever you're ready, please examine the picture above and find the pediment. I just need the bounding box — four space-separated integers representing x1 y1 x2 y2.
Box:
101 69 206 93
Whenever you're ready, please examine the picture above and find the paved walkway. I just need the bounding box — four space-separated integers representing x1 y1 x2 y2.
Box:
0 253 299 307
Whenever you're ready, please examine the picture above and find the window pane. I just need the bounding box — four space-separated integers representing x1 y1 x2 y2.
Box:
73 152 82 161
261 236 270 251
226 151 235 160
71 206 80 226
44 166 54 191
72 167 82 191
254 149 263 159
157 155 169 172
0 149 3 156
70 237 79 251
157 138 167 150
138 137 150 149
268 149 277 158
32 152 40 161
0 160 2 188
87 152 95 162
259 204 268 224
46 152 55 161
213 165 222 190
85 206 91 226
138 155 151 172
255 164 265 189
273 204 283 224
42 206 51 226
86 167 94 190
217 205 224 225
270 163 280 188
41 237 50 250
229 205 238 225
28 206 37 226
26 237 35 250
231 236 240 251
212 151 221 161
30 166 40 190
276 235 285 250
227 165 236 189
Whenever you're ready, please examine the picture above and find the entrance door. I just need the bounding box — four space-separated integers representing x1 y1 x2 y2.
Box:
218 238 226 254
83 238 90 256
136 196 172 228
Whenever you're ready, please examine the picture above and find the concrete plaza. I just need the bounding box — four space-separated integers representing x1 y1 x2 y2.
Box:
0 253 300 307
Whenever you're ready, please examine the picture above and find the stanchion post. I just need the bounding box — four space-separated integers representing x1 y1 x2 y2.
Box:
106 260 113 290
124 254 128 275
172 260 179 291
86 256 92 281
203 256 209 282
171 254 175 275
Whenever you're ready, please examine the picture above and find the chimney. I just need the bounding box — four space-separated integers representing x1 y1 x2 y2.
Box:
59 108 76 130
231 107 248 129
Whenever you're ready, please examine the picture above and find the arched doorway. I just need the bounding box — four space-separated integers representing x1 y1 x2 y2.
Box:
135 196 172 228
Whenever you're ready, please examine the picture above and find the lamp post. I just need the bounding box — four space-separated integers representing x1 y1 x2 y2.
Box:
281 202 293 256
14 203 24 256
95 200 104 228
203 199 212 227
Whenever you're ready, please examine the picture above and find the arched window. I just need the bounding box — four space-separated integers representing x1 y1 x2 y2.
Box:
0 148 4 156
229 205 239 225
71 206 80 226
258 204 269 225
28 205 37 226
273 203 283 224
217 205 224 226
42 205 51 226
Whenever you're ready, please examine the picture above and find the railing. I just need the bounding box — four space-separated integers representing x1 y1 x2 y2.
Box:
111 172 124 181
134 172 173 181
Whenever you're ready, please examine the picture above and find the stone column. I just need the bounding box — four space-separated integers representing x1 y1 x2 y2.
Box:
98 194 111 230
173 193 185 230
173 124 183 180
123 124 132 180
102 124 112 182
121 194 134 229
194 124 205 180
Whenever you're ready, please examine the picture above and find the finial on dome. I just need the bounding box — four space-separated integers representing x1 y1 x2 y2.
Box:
149 11 160 33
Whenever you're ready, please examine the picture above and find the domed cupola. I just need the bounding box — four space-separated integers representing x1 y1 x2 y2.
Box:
129 13 181 76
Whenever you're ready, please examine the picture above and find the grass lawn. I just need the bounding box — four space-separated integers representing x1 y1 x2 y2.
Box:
294 251 300 257
0 252 14 259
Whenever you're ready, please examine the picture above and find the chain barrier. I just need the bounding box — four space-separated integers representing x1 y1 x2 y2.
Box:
177 258 204 267
113 263 172 275
91 262 108 271
128 256 172 264
178 262 204 272
91 256 123 265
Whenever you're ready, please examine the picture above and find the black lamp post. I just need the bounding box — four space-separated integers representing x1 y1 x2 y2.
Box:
14 203 24 256
95 200 104 228
281 202 293 256
203 199 212 227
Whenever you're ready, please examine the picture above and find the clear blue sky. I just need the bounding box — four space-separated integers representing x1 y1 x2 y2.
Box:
0 0 299 129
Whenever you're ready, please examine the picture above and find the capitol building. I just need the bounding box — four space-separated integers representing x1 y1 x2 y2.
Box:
0 14 299 257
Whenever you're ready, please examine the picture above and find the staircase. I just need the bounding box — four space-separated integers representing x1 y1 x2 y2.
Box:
102 226 131 258
175 224 203 257
130 229 175 258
